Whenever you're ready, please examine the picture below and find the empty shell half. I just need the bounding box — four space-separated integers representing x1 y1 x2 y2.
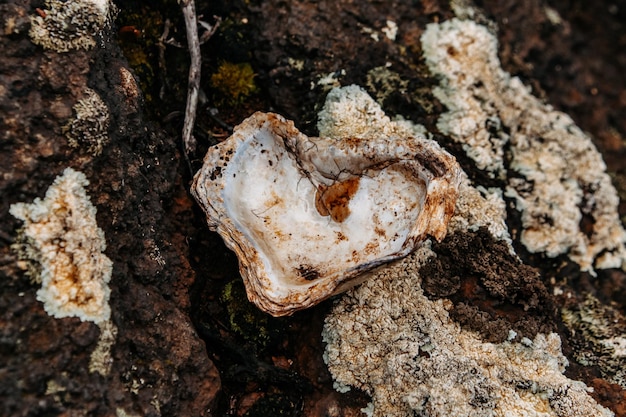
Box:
192 112 462 316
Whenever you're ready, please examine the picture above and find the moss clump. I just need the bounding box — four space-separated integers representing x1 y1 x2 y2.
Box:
210 61 257 104
221 280 270 348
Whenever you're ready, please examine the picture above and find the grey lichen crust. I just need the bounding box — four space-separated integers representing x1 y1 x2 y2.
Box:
10 168 113 324
562 295 626 389
320 85 612 417
422 18 626 273
320 15 626 417
29 0 112 53
65 88 111 156
323 247 612 417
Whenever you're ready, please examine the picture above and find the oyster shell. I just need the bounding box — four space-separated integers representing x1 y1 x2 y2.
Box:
192 112 461 316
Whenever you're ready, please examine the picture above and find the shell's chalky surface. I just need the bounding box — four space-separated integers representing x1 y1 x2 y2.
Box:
192 112 462 316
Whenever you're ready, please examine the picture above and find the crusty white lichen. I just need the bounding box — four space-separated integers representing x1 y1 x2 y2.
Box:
323 250 612 417
450 177 513 248
319 84 421 139
318 85 512 248
65 88 110 156
29 0 112 52
319 85 612 417
10 167 113 324
422 18 626 273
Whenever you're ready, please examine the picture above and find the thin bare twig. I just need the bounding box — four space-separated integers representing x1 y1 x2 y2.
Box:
157 19 171 101
198 17 221 44
178 1 221 173
179 0 202 170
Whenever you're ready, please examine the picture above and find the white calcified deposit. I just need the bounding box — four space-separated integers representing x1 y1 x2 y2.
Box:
192 111 462 316
321 16 624 417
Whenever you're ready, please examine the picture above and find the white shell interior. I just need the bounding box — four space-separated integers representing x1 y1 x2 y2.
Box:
192 112 462 315
224 128 426 294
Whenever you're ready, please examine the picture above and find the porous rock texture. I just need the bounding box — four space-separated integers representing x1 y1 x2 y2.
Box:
2 0 626 416
1 1 219 415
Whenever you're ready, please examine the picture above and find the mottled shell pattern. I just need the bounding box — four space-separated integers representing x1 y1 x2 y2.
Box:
192 112 462 316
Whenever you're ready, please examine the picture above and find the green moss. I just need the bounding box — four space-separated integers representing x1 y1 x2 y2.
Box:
221 281 270 348
210 61 257 105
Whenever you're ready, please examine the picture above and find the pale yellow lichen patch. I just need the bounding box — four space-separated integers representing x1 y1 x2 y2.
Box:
287 57 305 71
313 70 346 92
116 408 140 417
89 320 118 376
10 167 113 324
381 20 398 41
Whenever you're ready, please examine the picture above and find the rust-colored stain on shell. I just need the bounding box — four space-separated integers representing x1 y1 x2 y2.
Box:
191 112 462 316
315 177 360 222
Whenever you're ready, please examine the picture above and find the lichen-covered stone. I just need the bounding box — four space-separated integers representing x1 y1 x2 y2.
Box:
65 88 110 156
29 0 112 53
323 251 612 417
422 18 626 273
562 295 626 389
320 85 612 416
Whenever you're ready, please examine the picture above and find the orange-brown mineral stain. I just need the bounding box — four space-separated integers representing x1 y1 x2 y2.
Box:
315 176 360 223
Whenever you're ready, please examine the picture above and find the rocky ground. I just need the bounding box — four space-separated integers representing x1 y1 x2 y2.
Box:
1 0 625 416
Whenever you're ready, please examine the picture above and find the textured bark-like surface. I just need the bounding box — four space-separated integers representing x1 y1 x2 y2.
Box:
1 0 625 416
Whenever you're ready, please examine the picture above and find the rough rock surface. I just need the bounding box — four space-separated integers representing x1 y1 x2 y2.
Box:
319 85 615 417
1 0 625 416
1 1 219 415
